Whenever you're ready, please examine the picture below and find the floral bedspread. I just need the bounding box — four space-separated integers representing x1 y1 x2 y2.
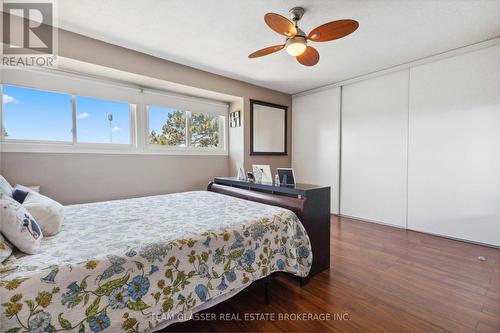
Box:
0 191 312 332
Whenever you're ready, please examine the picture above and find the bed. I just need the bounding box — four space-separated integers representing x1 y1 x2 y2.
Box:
0 190 312 332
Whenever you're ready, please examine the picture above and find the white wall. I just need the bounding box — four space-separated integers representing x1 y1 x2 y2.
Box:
229 99 244 176
292 42 500 247
292 87 340 214
408 45 500 246
340 70 409 227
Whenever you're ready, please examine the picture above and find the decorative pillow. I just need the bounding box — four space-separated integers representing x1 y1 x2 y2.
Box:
0 233 14 263
15 184 34 193
22 192 64 236
0 175 13 198
0 197 43 254
12 185 31 204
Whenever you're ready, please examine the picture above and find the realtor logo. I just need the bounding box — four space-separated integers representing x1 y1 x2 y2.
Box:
2 1 57 67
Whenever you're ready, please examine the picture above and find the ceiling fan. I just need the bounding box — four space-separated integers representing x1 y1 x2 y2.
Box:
248 7 359 66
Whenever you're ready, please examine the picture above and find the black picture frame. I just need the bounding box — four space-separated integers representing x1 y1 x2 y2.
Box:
250 99 288 156
277 168 296 186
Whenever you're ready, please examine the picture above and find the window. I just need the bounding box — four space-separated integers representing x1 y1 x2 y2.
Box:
148 106 186 147
148 105 225 151
1 85 133 147
76 96 131 145
1 69 228 155
2 85 73 142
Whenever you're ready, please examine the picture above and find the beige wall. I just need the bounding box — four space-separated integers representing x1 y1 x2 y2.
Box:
2 153 227 205
1 27 292 204
58 30 292 171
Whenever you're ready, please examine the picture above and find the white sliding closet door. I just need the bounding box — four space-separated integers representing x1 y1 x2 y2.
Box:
408 45 500 246
292 87 340 214
341 70 409 227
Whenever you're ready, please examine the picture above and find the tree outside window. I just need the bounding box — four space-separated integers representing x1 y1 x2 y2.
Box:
149 107 221 148
149 109 186 146
190 113 219 148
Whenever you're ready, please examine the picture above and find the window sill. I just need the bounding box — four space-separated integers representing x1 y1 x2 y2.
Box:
0 141 229 156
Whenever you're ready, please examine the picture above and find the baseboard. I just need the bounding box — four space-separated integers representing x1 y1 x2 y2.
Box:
334 213 406 229
332 214 500 249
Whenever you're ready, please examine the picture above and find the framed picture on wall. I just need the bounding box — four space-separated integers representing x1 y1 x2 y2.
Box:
229 110 241 127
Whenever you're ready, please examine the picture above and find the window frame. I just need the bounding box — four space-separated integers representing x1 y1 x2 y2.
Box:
0 69 229 156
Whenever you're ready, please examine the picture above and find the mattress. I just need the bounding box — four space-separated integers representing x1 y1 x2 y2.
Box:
0 191 312 332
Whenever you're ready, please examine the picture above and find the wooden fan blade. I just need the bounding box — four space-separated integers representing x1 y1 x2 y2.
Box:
296 46 320 66
308 19 359 42
248 45 284 58
264 13 297 37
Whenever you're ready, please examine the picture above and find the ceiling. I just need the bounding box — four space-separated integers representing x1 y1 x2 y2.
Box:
57 0 500 94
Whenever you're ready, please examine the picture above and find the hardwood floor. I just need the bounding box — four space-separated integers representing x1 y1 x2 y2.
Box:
164 216 500 332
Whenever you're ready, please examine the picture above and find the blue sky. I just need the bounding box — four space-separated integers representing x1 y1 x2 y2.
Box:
148 105 182 134
76 96 130 144
3 85 130 144
3 85 73 141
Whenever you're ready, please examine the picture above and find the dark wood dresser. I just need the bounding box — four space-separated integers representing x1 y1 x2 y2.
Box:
211 177 331 278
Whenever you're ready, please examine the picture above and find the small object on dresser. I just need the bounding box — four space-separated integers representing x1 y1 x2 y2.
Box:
237 167 246 181
247 172 255 182
274 174 280 186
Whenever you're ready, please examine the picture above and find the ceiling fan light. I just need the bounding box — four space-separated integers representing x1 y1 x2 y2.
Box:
286 37 307 56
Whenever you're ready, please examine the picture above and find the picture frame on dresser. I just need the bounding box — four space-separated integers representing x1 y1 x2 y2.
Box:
277 168 296 186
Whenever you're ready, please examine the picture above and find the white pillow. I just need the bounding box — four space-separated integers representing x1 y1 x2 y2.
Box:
0 175 13 198
22 192 64 236
0 197 43 254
